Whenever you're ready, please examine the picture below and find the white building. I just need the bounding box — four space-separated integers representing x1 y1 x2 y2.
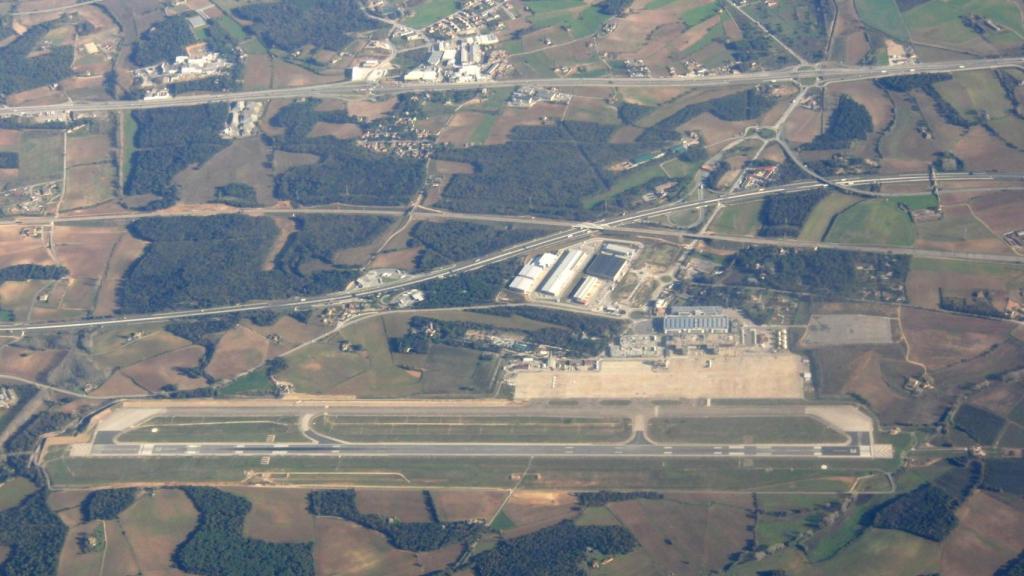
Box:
539 249 586 298
508 253 559 293
572 276 603 304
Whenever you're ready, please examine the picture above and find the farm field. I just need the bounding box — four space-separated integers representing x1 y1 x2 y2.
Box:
310 415 633 443
404 0 459 27
798 193 860 241
853 0 910 42
824 199 915 247
709 200 763 236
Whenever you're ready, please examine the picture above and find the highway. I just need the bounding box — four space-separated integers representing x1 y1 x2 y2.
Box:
2 57 1021 116
7 170 1022 227
2 172 1022 333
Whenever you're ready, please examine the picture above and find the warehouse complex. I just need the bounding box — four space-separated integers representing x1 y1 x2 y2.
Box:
508 241 637 304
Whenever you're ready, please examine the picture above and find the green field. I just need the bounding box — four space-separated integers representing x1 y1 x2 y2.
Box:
122 111 137 183
118 416 309 443
583 161 668 209
45 450 887 491
214 15 248 41
644 0 682 9
0 477 36 511
311 415 633 443
709 200 764 235
909 258 1024 287
468 112 498 145
853 0 910 41
731 527 940 575
15 130 63 186
404 0 460 28
905 0 1024 38
681 1 719 26
914 210 999 245
278 318 421 397
529 4 609 36
220 369 275 396
825 198 915 247
646 417 847 444
892 194 938 211
798 193 860 240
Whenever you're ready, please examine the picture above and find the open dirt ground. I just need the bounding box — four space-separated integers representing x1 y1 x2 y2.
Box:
205 325 270 382
941 491 1024 576
512 352 806 399
800 314 895 347
608 493 752 576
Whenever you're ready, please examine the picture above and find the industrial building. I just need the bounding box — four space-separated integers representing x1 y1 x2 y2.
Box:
585 253 628 282
663 306 731 334
572 276 604 304
539 249 587 298
508 253 559 293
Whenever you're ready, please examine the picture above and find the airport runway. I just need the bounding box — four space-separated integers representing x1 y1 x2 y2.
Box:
80 401 880 460
88 433 867 459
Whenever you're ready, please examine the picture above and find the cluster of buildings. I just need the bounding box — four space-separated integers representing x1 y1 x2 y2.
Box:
0 182 61 216
358 114 435 158
884 39 918 66
508 242 635 306
622 59 651 78
424 0 511 38
0 387 18 409
508 87 572 108
221 101 263 139
739 165 778 189
350 59 391 82
404 36 503 83
133 42 232 97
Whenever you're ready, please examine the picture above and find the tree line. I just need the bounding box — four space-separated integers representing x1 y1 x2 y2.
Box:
730 246 909 299
758 189 828 236
307 489 483 552
81 488 138 521
125 104 230 208
638 88 778 143
416 260 520 308
0 490 67 575
268 99 425 206
174 487 314 576
118 214 387 313
233 0 379 53
0 264 68 285
803 95 873 150
471 520 637 576
408 221 548 270
435 121 650 219
0 22 73 100
131 16 195 67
